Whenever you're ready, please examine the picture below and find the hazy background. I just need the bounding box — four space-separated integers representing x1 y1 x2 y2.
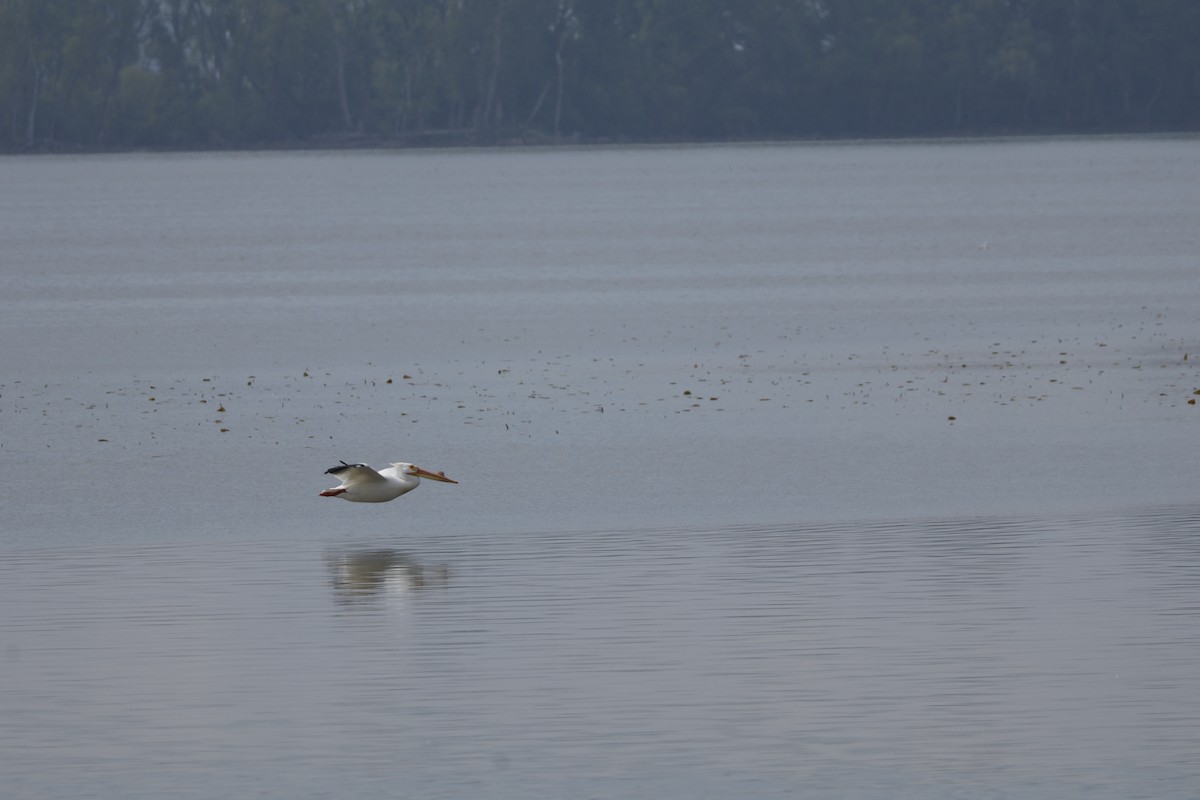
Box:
3 0 1200 152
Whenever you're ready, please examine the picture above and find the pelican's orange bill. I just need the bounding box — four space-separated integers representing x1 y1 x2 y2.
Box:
412 466 458 484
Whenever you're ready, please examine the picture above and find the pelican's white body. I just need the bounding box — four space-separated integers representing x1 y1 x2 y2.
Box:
320 461 457 503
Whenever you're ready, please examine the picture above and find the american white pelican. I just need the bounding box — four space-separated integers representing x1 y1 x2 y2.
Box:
320 460 458 503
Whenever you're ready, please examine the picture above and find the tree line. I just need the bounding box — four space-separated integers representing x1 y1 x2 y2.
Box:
3 0 1198 151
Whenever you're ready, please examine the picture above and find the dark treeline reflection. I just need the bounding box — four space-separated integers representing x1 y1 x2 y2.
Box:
3 0 1199 151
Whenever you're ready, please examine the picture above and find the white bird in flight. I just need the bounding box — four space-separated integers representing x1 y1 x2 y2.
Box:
320 460 458 503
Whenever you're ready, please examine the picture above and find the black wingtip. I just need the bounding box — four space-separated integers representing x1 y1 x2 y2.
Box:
324 460 365 475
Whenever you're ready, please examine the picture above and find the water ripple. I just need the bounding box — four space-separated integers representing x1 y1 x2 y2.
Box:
2 505 1199 798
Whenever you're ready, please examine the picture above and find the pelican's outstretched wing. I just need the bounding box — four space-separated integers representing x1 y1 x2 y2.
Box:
324 461 388 486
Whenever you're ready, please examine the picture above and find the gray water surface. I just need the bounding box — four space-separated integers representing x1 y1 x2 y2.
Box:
2 138 1199 797
4 510 1200 799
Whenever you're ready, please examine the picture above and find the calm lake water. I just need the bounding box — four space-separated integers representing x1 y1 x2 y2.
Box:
2 137 1199 798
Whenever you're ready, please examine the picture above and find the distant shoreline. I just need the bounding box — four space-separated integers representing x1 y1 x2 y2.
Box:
4 127 1197 158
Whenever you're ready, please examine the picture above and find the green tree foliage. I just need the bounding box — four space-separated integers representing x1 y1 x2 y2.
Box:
1 0 1197 150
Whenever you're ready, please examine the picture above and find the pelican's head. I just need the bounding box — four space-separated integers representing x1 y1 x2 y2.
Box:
394 462 459 484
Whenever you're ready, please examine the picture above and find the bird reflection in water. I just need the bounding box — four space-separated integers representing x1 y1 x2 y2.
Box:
325 549 450 605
